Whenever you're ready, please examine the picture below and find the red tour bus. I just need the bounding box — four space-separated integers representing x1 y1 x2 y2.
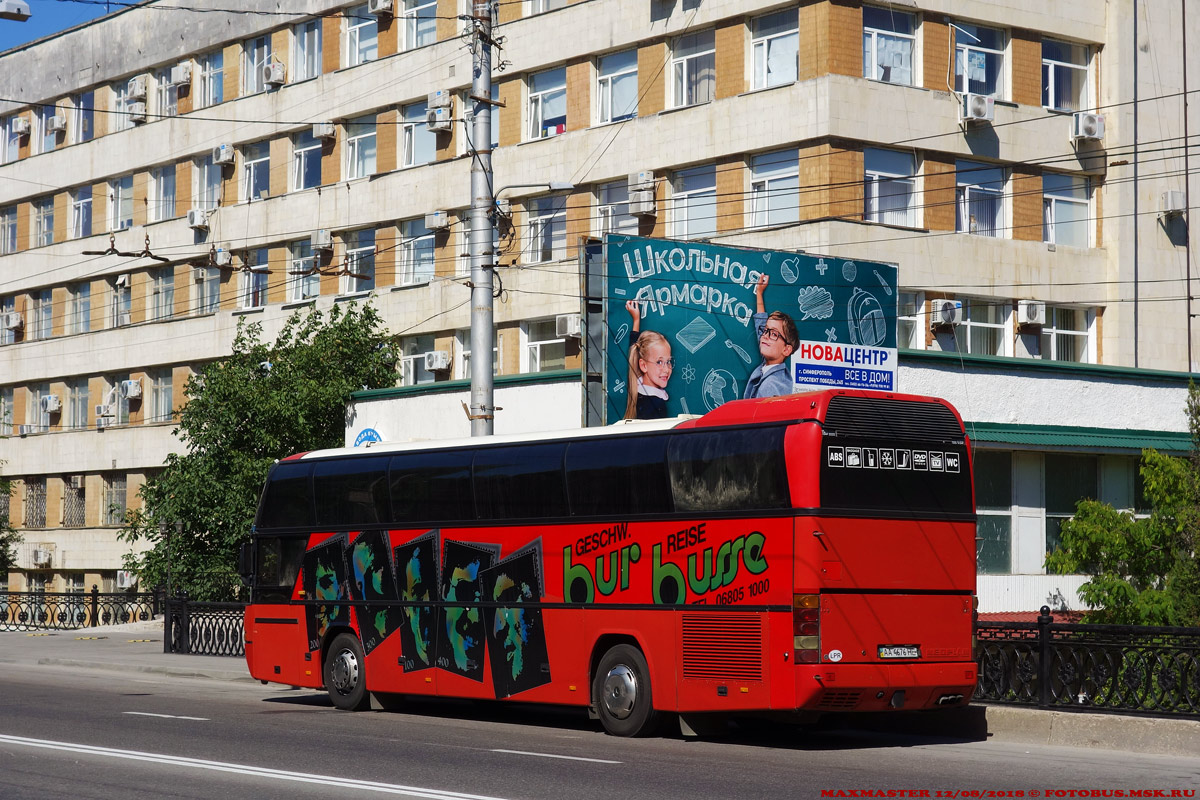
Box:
241 389 978 736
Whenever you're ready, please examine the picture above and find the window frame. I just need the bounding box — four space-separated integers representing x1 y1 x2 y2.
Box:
523 317 567 373
527 67 567 141
0 205 15 254
401 101 435 168
30 289 53 341
148 368 174 423
1042 38 1089 112
864 147 918 228
70 186 93 239
154 67 179 117
293 19 323 82
66 282 91 335
239 248 270 309
1039 305 1093 363
150 268 175 321
751 9 799 90
109 175 135 232
597 180 637 236
70 91 95 144
670 30 716 109
862 5 917 87
344 116 377 180
953 22 1007 99
291 129 323 191
671 164 717 240
345 4 379 67
150 164 176 222
526 195 567 264
951 297 1011 357
195 265 220 314
342 228 376 294
197 50 225 108
33 196 55 247
402 0 437 51
955 159 1005 238
399 333 437 386
399 218 436 286
596 50 638 125
749 149 800 228
288 239 319 302
66 378 89 430
243 34 273 95
241 140 271 202
1042 173 1090 249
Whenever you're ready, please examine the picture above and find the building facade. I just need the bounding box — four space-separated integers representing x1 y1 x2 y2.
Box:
1 0 1197 610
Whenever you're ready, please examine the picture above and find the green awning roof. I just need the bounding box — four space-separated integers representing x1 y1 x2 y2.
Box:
967 422 1192 454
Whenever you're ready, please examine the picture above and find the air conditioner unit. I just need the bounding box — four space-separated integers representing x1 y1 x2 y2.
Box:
17 424 36 436
120 379 142 399
426 106 452 132
312 121 336 140
367 0 393 15
1161 190 1186 218
187 208 209 230
212 143 235 165
32 548 52 566
192 266 209 282
46 115 67 133
10 116 30 136
214 249 233 267
628 189 656 217
929 299 963 329
95 403 111 419
262 61 286 87
959 93 995 124
1017 299 1046 328
1071 112 1105 143
628 170 655 190
1 310 22 330
555 313 582 338
40 394 61 414
423 349 451 371
170 61 192 86
69 475 83 489
128 102 148 124
424 211 450 230
115 273 131 288
116 570 137 589
127 75 148 100
428 89 452 110
117 312 131 327
311 229 333 251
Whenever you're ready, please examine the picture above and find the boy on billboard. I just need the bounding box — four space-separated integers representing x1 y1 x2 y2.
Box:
743 275 798 399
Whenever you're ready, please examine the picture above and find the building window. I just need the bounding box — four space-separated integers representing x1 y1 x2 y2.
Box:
1044 454 1097 554
529 0 567 13
897 291 924 349
954 22 1006 99
292 129 322 190
33 196 55 247
197 50 224 108
243 35 273 94
24 478 47 528
70 91 95 144
63 477 86 527
149 369 173 423
103 473 127 526
343 229 376 294
0 296 14 345
401 101 436 167
864 148 917 227
1043 39 1089 112
288 240 319 301
956 160 1004 237
242 141 270 202
196 154 222 210
113 376 133 430
598 181 637 235
1 386 13 432
752 10 798 90
150 165 176 222
240 249 270 308
345 116 377 179
109 175 134 231
35 104 58 155
111 276 132 327
293 19 323 82
399 334 436 386
2 205 18 254
527 196 566 263
403 0 437 50
458 213 500 277
862 6 915 86
150 269 175 321
66 282 90 334
1040 306 1091 363
952 297 1008 356
524 318 566 372
154 67 179 117
455 328 498 380
113 80 134 132
29 289 52 340
70 187 92 239
671 31 715 108
195 265 220 314
975 450 1012 574
1043 173 1089 248
29 383 52 432
346 5 378 67
400 219 435 286
597 50 638 124
672 165 717 240
1 116 20 164
528 67 567 140
66 378 89 430
750 149 799 228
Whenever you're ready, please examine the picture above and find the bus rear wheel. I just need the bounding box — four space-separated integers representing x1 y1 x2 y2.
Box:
324 633 370 711
593 644 662 737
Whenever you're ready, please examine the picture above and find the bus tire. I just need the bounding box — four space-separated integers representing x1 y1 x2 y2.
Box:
324 632 370 711
593 644 662 737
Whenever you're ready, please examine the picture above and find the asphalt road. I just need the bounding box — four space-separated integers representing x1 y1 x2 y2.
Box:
2 660 1198 800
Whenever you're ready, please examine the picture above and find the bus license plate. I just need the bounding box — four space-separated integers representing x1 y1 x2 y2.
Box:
878 645 920 659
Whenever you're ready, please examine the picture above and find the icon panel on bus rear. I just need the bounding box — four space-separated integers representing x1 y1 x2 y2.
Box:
944 452 961 473
863 448 877 468
827 446 844 467
929 451 944 471
895 449 910 469
845 448 861 467
879 449 894 468
912 450 928 470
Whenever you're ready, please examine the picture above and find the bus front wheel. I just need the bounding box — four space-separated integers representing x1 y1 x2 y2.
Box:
324 633 370 711
593 644 662 737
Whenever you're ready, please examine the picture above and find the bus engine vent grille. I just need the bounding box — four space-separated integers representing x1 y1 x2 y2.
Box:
681 613 763 681
824 396 963 441
816 690 862 711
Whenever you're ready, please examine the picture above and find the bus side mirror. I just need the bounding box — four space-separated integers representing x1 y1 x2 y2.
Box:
238 541 254 588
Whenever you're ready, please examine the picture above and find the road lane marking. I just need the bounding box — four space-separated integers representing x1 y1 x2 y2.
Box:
123 712 209 721
0 734 510 799
490 749 621 764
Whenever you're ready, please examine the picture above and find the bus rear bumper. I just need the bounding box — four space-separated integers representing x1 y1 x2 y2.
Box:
794 661 977 713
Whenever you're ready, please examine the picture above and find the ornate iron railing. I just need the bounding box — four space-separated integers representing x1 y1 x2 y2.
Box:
0 587 160 632
976 607 1200 717
164 594 245 657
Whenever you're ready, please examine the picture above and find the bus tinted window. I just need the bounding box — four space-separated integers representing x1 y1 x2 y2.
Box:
475 443 567 519
312 456 390 526
258 461 313 528
390 449 475 523
565 435 671 517
254 535 308 602
668 427 789 513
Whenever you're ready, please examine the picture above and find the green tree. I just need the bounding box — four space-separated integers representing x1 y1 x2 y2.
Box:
119 303 397 600
1 468 20 581
1046 384 1200 626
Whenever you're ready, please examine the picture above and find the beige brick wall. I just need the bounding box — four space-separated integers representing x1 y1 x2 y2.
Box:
269 136 288 197
323 15 341 73
1094 179 1103 247
715 156 743 233
497 0 521 25
15 199 29 251
89 279 107 331
638 43 667 117
271 29 289 71
379 15 398 58
923 153 957 231
321 132 340 186
922 13 950 92
436 0 459 41
497 77 522 147
171 366 190 418
51 287 68 337
45 478 62 527
172 263 189 317
91 181 108 233
828 1 862 78
1010 165 1042 241
565 190 591 244
219 268 238 309
715 19 745 99
266 245 288 305
377 109 398 174
375 224 399 288
16 110 30 159
1011 29 1041 106
177 70 193 115
129 271 145 325
223 43 240 102
176 161 191 215
132 169 149 227
222 156 237 206
93 87 110 138
52 191 67 244
566 60 591 132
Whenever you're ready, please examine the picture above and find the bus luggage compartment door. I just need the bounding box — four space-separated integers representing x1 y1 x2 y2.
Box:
818 592 973 666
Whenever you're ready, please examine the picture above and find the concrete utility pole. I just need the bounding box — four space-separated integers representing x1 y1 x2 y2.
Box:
467 0 496 437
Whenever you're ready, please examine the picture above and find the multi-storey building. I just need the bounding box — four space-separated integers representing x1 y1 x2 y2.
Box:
1 0 1196 612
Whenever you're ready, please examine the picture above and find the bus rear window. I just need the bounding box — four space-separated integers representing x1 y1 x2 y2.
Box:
390 450 475 523
313 456 390 526
475 443 567 519
257 461 313 529
253 535 307 601
565 435 671 517
667 426 789 513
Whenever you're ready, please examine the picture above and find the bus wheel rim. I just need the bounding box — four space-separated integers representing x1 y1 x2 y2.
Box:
331 648 360 695
601 664 638 720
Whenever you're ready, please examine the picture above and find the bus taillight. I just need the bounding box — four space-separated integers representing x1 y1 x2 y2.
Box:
793 594 820 664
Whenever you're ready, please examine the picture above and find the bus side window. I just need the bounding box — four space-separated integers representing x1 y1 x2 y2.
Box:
565 435 671 517
254 535 307 601
474 442 568 520
257 461 314 529
668 427 789 513
389 450 476 524
313 456 391 527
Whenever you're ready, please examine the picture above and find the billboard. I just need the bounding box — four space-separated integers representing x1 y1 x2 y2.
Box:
603 235 897 423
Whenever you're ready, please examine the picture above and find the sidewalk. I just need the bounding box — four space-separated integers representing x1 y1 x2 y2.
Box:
3 622 1199 757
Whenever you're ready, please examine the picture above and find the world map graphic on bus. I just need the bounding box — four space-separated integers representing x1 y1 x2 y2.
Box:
481 545 551 698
